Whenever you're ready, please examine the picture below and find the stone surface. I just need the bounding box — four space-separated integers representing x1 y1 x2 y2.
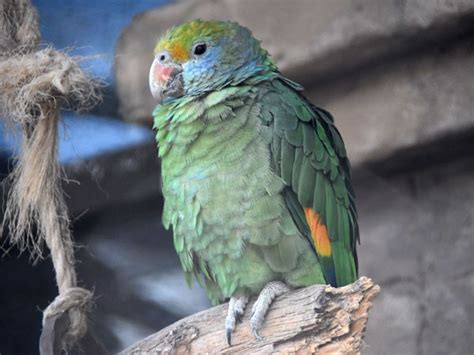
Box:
115 0 474 166
0 250 57 355
415 160 474 355
63 141 161 216
308 41 474 165
357 156 474 355
364 282 420 355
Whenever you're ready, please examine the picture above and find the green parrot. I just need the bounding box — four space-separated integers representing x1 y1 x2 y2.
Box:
149 20 359 344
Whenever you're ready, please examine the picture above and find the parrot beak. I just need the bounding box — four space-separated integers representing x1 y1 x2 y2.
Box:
149 57 183 103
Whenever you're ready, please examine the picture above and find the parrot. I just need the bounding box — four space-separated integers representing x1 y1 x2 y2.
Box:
148 19 359 345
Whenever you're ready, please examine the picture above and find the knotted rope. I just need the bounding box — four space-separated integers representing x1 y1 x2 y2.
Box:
0 0 101 352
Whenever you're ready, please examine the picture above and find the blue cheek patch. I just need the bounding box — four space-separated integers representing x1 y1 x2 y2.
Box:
182 48 222 93
180 43 265 96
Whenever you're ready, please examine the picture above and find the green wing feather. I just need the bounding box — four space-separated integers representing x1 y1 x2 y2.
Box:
260 78 359 287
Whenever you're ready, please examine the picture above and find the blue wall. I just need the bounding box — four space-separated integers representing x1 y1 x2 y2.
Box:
34 0 171 81
0 1 172 164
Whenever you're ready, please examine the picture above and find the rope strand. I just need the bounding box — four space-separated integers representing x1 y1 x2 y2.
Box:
0 0 102 351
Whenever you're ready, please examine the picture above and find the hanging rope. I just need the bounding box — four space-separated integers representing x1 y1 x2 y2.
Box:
0 0 102 352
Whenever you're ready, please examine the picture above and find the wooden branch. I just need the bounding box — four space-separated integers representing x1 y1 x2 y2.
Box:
121 277 380 354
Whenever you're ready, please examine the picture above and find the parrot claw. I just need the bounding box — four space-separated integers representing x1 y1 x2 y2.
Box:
251 327 263 341
226 328 232 347
249 281 290 340
225 294 249 346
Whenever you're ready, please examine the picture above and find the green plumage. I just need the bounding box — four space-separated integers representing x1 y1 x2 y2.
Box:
259 79 358 287
152 20 358 305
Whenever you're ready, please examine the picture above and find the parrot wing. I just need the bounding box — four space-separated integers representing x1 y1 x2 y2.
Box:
259 77 359 287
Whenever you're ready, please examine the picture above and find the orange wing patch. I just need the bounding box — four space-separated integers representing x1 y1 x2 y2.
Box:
304 208 332 257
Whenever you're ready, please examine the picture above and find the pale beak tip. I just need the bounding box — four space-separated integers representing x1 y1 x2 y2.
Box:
149 59 163 102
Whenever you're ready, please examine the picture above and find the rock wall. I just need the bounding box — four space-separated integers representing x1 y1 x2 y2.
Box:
114 1 474 354
355 157 474 354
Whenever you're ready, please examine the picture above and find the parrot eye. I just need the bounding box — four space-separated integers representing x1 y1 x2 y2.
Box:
193 43 207 56
157 51 169 63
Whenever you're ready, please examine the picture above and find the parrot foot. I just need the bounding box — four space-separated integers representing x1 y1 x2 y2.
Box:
225 293 249 346
250 281 290 340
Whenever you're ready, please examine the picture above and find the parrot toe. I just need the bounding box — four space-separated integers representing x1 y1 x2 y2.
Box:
225 293 249 346
250 281 290 340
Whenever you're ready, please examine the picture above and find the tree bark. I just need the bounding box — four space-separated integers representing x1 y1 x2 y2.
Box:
121 277 380 354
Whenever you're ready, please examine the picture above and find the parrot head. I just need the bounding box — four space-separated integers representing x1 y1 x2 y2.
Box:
149 20 275 103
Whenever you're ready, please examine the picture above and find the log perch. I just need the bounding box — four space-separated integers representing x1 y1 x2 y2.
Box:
121 277 380 354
